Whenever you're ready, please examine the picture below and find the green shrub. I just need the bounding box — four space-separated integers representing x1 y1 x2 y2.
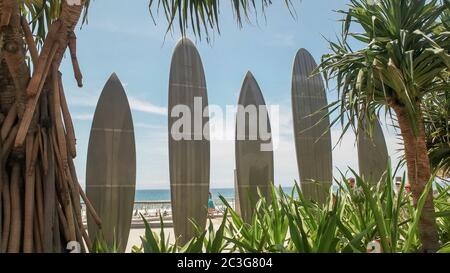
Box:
132 166 449 253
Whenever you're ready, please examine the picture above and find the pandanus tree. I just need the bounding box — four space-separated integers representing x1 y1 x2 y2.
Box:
0 0 101 253
317 0 449 252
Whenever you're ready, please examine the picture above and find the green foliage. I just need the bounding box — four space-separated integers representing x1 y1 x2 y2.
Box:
90 231 120 253
19 0 91 47
220 188 290 253
434 183 450 244
317 0 450 138
133 166 449 253
132 214 177 253
198 210 230 253
438 242 450 253
148 0 295 41
423 89 450 177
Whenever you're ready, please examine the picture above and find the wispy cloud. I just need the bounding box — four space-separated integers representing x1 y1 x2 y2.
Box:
67 91 167 116
265 33 296 48
73 113 94 121
129 97 167 116
90 21 165 40
66 92 98 108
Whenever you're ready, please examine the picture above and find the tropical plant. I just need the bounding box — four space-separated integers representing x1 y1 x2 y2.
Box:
191 210 230 253
90 231 120 253
132 212 230 253
148 0 295 41
220 189 290 253
422 89 450 179
18 0 91 46
134 166 449 253
422 0 450 175
434 183 450 245
316 0 450 252
340 168 437 252
132 214 177 253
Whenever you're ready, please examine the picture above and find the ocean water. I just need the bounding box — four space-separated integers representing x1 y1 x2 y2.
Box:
135 188 236 202
135 187 296 202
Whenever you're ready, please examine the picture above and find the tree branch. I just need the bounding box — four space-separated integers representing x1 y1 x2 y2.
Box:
15 0 85 148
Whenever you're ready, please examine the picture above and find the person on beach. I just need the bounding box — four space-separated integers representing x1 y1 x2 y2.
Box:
405 183 412 194
208 192 216 218
348 178 356 189
331 178 357 206
395 177 402 194
332 179 354 202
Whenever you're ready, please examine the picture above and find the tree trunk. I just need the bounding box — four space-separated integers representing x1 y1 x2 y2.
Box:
0 0 100 253
0 0 29 118
393 104 440 252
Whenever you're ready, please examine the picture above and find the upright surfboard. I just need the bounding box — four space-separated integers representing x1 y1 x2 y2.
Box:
357 117 389 185
86 73 136 253
234 169 241 215
292 49 332 204
235 72 274 223
168 38 210 245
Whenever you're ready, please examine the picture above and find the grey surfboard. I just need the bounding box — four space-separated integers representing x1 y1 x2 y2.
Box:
234 169 241 215
86 73 136 253
292 49 333 204
357 117 389 185
168 38 210 245
235 72 274 223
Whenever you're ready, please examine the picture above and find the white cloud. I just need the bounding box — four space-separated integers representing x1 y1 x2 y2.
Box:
73 113 94 121
66 90 167 116
66 92 98 108
265 33 296 48
128 97 167 116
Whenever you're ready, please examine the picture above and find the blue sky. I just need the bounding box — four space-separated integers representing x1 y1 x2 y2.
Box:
60 0 403 189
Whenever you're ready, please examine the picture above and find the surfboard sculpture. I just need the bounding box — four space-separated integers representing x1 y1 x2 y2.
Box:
235 72 274 223
357 117 389 185
292 49 333 204
86 73 136 253
234 169 241 215
168 38 210 245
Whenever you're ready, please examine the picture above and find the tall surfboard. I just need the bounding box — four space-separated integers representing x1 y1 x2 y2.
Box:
86 73 136 253
168 38 210 245
292 49 332 204
357 117 389 185
234 169 241 215
235 72 274 223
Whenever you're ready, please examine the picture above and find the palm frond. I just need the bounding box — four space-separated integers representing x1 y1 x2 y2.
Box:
316 0 449 141
148 0 296 42
19 0 91 47
423 87 450 177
